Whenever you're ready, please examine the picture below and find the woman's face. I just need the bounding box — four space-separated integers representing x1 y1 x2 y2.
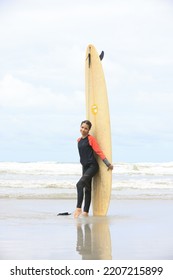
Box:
80 123 90 138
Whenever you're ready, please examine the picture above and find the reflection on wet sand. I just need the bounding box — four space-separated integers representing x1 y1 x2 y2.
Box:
76 217 112 260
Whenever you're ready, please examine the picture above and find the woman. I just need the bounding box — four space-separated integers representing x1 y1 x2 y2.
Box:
74 120 113 218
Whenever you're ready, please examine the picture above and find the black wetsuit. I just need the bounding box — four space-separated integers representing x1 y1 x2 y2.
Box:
76 135 110 213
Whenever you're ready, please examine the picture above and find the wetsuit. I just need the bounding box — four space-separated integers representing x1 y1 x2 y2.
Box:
76 134 111 213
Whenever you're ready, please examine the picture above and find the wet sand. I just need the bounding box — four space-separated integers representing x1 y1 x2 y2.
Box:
0 199 173 260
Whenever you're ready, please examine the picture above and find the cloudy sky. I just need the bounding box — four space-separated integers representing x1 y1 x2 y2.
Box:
0 0 173 163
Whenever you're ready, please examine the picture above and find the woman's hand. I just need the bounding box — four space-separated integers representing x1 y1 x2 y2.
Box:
107 164 114 171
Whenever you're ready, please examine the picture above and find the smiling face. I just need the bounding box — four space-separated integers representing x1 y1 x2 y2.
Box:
80 122 90 138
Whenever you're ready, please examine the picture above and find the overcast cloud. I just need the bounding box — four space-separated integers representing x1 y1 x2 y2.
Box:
0 0 173 162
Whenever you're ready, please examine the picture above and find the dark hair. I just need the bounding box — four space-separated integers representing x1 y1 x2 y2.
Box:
81 120 92 130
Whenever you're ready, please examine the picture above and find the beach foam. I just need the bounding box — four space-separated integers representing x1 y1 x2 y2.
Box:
0 162 173 199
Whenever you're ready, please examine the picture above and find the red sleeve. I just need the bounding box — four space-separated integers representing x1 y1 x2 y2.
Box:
88 135 106 160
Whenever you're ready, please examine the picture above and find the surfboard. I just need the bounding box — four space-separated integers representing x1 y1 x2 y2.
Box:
85 44 112 216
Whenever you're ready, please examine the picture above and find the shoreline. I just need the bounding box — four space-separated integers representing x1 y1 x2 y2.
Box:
0 198 173 260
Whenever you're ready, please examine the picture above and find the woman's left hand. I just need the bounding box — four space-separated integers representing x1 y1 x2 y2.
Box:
107 164 114 171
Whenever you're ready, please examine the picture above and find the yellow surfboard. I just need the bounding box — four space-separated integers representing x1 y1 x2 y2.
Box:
85 44 112 216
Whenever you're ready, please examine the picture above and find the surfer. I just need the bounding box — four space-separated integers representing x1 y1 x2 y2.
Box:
74 120 113 218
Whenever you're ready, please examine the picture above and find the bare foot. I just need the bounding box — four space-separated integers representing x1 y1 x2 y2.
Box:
82 212 88 217
74 208 82 218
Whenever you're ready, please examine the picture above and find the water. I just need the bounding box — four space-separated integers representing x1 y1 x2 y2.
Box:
0 162 173 200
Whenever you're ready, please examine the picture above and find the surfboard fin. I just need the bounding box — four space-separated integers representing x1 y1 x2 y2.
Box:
99 51 104 60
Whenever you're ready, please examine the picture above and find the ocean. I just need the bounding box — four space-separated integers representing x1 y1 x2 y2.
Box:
0 161 173 200
1 162 173 261
0 162 173 199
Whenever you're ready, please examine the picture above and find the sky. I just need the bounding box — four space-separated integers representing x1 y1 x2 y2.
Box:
0 0 173 163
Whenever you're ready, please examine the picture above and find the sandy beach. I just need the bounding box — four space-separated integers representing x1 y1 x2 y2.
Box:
0 198 173 260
